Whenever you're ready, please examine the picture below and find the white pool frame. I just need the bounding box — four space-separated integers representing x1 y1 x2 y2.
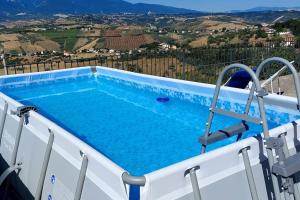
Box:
0 66 300 200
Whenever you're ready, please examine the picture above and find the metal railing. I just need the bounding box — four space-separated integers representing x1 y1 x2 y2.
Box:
1 39 299 84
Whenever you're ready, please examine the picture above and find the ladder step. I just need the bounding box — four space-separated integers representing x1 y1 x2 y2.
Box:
213 108 261 124
200 123 249 145
272 153 300 178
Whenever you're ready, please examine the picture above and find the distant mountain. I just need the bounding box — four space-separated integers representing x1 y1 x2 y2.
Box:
0 0 198 17
231 6 300 13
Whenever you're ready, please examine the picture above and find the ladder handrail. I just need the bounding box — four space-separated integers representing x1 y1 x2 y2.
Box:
246 57 300 112
261 61 295 88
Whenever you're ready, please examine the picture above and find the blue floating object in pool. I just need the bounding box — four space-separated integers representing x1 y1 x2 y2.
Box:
157 97 170 103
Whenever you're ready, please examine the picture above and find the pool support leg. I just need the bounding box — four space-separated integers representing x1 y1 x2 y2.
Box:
35 129 54 200
240 147 259 200
10 114 26 166
185 166 201 200
74 151 88 200
0 101 8 146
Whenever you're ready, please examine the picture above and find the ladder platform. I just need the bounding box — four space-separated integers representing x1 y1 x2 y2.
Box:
272 153 300 178
213 108 261 124
199 122 249 145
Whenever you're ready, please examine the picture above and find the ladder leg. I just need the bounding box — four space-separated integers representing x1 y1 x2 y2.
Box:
74 152 88 200
279 134 300 200
201 109 215 154
0 101 8 146
257 96 282 200
35 129 54 200
266 148 282 200
241 147 259 200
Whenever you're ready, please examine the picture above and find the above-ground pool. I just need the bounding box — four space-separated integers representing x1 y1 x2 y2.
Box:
1 67 299 177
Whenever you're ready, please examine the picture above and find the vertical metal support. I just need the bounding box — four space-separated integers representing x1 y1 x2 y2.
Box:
10 114 25 166
185 166 201 200
0 101 8 145
35 129 54 200
279 134 300 200
240 147 259 200
74 151 88 200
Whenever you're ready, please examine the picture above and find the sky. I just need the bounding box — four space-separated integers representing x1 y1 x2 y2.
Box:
127 0 300 12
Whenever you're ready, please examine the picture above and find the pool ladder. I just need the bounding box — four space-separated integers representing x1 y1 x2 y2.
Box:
185 57 300 200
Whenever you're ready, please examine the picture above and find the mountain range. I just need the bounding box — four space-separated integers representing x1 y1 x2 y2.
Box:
231 6 300 13
0 0 300 17
0 0 198 16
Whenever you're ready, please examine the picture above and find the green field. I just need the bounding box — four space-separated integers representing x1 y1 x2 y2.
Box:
39 29 80 51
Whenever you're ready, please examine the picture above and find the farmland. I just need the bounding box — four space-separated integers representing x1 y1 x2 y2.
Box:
105 35 154 51
39 29 80 51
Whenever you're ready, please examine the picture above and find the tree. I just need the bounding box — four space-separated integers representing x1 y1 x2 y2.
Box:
255 29 268 39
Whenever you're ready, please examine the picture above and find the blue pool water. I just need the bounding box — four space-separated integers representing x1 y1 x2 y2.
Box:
1 72 299 176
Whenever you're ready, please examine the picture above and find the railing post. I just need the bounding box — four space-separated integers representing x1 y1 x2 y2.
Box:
183 50 186 80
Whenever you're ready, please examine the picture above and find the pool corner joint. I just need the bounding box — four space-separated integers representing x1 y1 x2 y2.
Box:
90 66 97 73
122 172 146 186
11 105 38 118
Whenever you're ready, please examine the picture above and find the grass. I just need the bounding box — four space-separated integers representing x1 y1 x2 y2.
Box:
39 29 80 52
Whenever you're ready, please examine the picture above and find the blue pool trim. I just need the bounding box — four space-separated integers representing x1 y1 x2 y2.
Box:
0 67 92 87
129 185 140 200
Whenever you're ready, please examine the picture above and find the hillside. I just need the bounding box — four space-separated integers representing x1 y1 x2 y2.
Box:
0 0 197 16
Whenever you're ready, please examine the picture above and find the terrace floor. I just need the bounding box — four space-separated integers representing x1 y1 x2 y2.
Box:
263 73 300 97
